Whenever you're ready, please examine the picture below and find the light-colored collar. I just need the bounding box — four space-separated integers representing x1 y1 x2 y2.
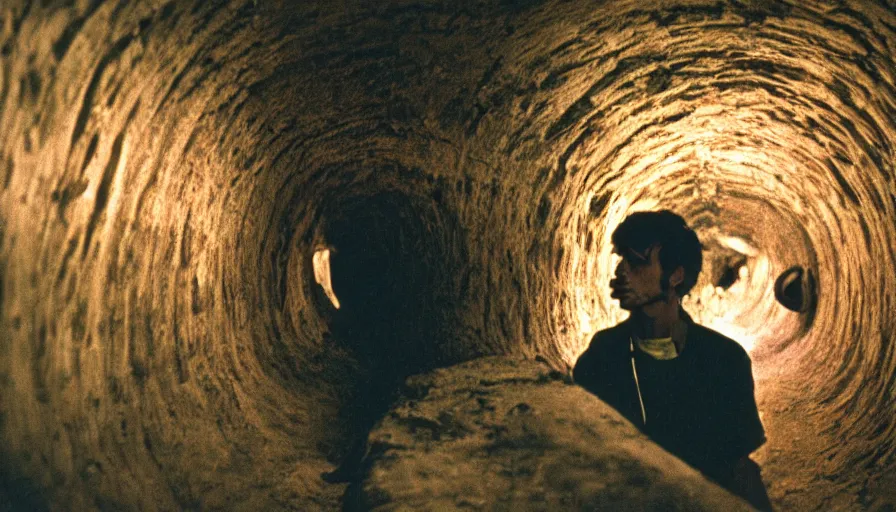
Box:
635 336 677 360
632 317 689 360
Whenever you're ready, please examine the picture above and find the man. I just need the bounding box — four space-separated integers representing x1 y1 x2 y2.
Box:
573 210 772 510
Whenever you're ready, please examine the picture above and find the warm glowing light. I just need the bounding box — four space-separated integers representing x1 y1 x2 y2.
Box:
679 254 779 354
704 318 758 353
313 249 340 309
576 285 593 337
717 235 758 256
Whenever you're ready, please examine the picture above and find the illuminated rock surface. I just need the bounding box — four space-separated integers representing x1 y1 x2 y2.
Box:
361 357 752 511
1 0 895 510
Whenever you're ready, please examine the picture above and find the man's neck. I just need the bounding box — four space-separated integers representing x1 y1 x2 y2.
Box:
631 299 682 339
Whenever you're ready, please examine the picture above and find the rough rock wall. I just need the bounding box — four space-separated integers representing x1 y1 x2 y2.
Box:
1 0 895 510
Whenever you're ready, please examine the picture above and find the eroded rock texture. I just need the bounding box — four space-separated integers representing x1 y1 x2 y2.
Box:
362 357 753 511
1 0 895 510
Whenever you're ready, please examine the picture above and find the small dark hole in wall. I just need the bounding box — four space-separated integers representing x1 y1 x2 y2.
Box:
716 263 740 289
712 251 747 291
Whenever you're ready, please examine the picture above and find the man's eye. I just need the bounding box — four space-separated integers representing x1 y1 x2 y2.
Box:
625 257 648 267
622 250 650 266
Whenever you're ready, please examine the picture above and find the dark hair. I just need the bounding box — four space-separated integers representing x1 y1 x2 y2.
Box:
611 210 703 297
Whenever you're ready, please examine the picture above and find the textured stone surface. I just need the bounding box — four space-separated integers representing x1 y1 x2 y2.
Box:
362 357 753 511
0 0 895 510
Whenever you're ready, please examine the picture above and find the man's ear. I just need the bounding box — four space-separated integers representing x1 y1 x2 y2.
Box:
669 266 685 288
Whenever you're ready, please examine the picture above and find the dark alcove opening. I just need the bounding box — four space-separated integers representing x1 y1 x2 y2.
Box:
316 189 461 488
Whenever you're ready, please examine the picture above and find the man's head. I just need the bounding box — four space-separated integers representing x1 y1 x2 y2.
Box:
609 210 703 311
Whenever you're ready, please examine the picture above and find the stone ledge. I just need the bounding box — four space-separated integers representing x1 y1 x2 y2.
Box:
361 356 753 511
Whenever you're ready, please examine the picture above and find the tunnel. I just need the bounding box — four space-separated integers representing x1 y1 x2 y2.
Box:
1 0 895 510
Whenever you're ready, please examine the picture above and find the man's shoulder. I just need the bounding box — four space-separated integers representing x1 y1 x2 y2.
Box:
575 321 630 381
689 322 751 362
587 321 630 353
594 320 630 338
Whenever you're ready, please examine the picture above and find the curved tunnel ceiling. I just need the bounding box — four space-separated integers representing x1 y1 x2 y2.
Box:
1 0 895 509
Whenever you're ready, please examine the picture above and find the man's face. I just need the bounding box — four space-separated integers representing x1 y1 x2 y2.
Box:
610 244 666 310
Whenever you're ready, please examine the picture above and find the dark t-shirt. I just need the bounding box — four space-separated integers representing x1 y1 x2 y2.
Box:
573 312 766 483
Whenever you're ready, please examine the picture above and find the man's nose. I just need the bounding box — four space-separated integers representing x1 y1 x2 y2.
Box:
613 266 627 282
615 259 629 276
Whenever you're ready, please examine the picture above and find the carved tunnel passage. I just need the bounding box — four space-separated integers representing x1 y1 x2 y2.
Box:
1 1 895 510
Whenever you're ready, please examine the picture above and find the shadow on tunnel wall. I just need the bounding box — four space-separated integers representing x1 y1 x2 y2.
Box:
0 465 50 512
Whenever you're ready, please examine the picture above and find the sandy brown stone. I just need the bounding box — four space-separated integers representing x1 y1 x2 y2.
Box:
362 357 753 511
